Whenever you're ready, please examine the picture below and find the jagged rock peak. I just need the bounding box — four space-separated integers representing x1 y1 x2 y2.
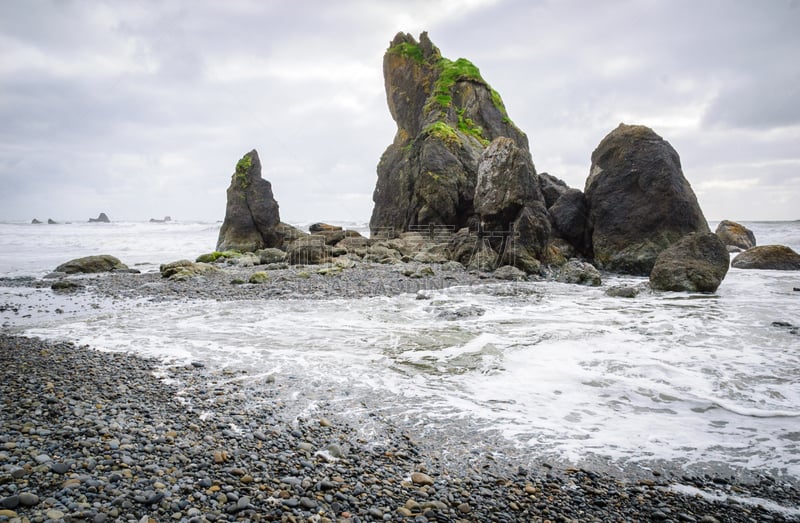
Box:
216 149 282 252
371 32 531 233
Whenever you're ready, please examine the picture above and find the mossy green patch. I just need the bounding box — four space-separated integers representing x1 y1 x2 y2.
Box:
387 41 425 63
427 57 485 113
235 154 252 189
196 251 241 263
248 271 270 284
490 88 509 118
423 121 460 146
457 108 488 145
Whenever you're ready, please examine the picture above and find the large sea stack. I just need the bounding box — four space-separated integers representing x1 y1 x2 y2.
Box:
585 124 709 275
217 150 283 252
370 32 529 234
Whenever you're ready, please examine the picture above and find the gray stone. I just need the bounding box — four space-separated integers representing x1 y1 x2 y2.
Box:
731 245 800 270
55 255 128 274
585 124 709 275
649 232 729 292
557 260 601 286
715 220 756 250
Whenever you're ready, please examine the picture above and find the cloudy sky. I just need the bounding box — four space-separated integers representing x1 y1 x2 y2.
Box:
1 0 798 223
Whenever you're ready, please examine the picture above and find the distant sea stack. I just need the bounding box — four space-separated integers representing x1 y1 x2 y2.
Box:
369 31 530 234
89 212 110 223
584 124 709 275
216 150 283 252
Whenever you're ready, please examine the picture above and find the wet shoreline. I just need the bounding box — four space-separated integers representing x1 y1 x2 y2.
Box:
1 265 799 521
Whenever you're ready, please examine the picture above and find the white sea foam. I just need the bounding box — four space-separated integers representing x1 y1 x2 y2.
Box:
6 220 800 479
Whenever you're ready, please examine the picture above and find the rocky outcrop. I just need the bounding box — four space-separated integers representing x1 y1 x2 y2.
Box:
159 260 218 281
538 173 570 208
370 32 528 234
649 233 729 292
47 219 58 224
548 189 590 256
150 216 172 223
472 138 551 273
31 218 42 224
89 213 110 223
217 150 283 253
556 260 601 286
584 124 709 275
715 220 756 251
55 255 128 274
731 245 800 270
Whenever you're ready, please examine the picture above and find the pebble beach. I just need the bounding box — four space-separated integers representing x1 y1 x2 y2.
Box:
2 264 799 522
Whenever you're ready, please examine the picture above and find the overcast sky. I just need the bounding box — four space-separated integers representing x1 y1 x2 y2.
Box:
1 0 798 223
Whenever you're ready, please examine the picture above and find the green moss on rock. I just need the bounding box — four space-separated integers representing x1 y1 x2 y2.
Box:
235 154 252 189
423 121 460 146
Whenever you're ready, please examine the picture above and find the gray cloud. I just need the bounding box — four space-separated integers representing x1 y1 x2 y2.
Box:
1 0 798 222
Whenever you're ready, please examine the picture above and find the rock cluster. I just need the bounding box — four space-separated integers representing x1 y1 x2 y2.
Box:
365 32 715 287
370 31 528 233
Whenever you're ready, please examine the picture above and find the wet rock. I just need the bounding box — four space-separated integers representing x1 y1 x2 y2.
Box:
55 255 129 274
714 219 756 250
649 232 729 292
159 260 218 281
556 260 601 286
731 245 800 270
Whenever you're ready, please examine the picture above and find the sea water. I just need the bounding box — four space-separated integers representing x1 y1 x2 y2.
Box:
2 220 799 481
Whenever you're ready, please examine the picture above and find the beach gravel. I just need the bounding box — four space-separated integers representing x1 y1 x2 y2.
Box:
1 332 798 522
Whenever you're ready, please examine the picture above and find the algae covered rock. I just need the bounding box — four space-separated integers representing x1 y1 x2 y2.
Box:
159 260 218 281
370 31 528 233
217 150 283 252
715 220 756 251
731 245 800 270
585 124 709 275
55 255 128 274
649 232 729 292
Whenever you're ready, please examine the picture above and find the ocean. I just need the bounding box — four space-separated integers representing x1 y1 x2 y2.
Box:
1 219 799 482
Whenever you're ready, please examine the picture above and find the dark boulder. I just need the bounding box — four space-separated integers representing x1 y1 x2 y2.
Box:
538 172 570 208
548 189 590 255
731 245 800 270
217 150 283 252
89 213 110 223
649 233 729 292
47 219 58 224
585 124 709 275
31 218 42 224
715 220 756 250
370 32 528 234
55 255 128 274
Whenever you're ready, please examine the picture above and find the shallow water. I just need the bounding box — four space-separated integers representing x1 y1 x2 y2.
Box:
4 219 800 481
